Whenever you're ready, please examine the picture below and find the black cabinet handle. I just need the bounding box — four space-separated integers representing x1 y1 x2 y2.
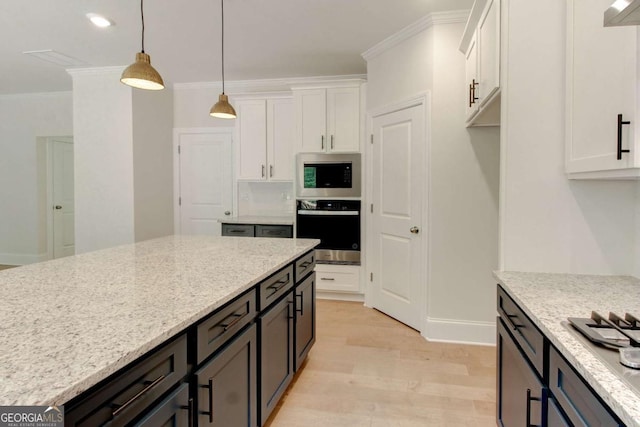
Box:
469 79 479 108
296 291 304 316
267 278 290 297
112 374 166 417
321 135 325 150
188 397 194 427
218 311 248 331
202 378 214 423
504 313 523 331
618 114 631 160
525 388 541 427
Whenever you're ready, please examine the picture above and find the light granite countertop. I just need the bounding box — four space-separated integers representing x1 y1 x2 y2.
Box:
494 271 640 427
219 215 294 225
0 235 319 406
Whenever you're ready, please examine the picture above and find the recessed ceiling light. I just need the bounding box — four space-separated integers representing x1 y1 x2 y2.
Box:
86 13 114 28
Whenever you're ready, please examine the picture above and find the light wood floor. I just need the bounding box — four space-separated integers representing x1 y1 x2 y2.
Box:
267 300 497 427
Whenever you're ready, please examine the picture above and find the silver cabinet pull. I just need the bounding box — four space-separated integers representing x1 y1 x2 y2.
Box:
331 135 334 149
112 374 166 417
320 277 335 281
410 226 420 234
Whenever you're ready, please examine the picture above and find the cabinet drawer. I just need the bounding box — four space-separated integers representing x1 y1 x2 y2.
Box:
133 383 189 427
65 334 188 427
221 224 255 237
196 289 257 364
258 265 294 310
255 225 292 238
294 251 315 282
315 264 360 293
548 345 621 427
497 285 544 376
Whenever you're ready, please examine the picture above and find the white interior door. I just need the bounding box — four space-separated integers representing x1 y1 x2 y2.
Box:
52 138 75 258
178 130 233 236
369 102 426 330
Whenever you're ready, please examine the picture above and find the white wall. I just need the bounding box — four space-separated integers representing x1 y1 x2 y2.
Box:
132 89 174 242
366 17 500 344
71 68 135 253
500 0 638 275
0 92 72 264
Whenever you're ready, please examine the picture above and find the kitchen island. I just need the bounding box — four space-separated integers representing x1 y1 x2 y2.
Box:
495 271 640 427
0 235 319 425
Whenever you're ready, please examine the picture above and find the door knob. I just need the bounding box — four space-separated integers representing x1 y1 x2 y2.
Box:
54 205 62 210
224 211 231 216
410 226 420 234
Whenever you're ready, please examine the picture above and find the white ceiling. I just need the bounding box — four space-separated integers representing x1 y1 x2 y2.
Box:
1 0 473 95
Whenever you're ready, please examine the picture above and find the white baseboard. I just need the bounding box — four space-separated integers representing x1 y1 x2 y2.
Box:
0 252 48 266
423 316 496 346
316 291 365 302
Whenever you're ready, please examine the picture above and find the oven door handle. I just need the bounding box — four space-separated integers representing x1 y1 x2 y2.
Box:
297 210 359 216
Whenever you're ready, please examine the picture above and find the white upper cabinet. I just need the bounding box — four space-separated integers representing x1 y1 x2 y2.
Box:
235 96 294 181
565 0 639 179
294 86 361 153
460 0 501 126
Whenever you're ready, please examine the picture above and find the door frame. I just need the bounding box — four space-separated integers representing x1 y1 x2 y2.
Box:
364 92 431 334
45 136 74 260
173 127 235 234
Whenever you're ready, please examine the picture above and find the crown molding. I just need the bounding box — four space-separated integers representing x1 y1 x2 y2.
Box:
173 74 367 93
0 91 72 101
362 10 470 62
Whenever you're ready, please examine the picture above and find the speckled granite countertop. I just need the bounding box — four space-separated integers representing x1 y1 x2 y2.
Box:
219 215 294 225
494 271 640 427
0 235 318 406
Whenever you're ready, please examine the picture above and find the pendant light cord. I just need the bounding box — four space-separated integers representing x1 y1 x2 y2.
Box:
141 0 145 53
221 0 225 94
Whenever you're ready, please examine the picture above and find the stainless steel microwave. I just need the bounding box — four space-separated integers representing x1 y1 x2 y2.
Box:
296 153 361 198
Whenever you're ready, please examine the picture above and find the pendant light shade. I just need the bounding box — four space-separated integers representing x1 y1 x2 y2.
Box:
210 0 236 119
210 94 236 119
120 0 165 91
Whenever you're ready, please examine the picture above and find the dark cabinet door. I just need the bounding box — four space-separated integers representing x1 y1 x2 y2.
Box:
195 324 257 427
497 317 544 427
547 396 571 427
259 292 295 426
295 272 315 371
255 225 293 238
133 384 190 427
221 224 255 237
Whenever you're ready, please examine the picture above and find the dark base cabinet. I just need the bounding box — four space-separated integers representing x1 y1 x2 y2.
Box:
295 272 316 371
195 324 257 427
259 293 295 426
496 285 625 427
63 250 316 427
497 318 543 426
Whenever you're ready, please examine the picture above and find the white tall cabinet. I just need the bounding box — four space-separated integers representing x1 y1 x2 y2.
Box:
565 0 640 179
461 0 501 126
235 96 295 181
294 85 361 153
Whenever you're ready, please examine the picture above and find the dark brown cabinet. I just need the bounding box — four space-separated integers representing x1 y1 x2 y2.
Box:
497 285 624 427
497 318 543 426
64 250 316 427
295 272 315 371
221 223 293 238
259 292 295 426
195 324 258 427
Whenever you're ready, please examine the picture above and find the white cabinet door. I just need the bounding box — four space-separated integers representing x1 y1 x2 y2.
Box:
295 89 326 153
267 98 295 180
478 0 500 106
465 33 479 120
566 0 638 177
236 99 267 180
327 87 360 152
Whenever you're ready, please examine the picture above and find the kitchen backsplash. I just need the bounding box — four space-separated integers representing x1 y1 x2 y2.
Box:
237 181 294 216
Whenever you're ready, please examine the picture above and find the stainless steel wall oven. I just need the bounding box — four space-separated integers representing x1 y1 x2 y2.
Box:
296 200 361 265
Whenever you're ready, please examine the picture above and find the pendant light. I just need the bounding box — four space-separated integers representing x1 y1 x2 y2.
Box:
120 0 164 90
210 0 236 119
